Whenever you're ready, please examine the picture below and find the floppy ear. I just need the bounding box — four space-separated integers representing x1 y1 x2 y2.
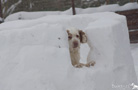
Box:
66 30 69 35
79 30 87 43
66 30 69 33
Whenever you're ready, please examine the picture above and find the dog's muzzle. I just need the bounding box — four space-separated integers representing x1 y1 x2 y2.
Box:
73 41 78 48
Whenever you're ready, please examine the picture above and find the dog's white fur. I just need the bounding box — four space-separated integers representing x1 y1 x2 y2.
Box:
67 27 94 68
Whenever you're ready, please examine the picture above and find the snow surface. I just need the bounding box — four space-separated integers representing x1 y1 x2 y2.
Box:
86 15 137 90
5 2 138 22
0 12 137 90
131 44 138 79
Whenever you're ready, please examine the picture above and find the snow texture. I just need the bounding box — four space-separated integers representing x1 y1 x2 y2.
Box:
5 2 138 22
86 14 137 90
0 12 137 90
131 44 138 80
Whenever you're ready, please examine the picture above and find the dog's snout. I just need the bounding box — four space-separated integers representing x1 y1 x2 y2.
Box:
73 41 78 48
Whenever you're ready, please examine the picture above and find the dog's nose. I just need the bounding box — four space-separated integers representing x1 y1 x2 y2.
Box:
73 41 78 48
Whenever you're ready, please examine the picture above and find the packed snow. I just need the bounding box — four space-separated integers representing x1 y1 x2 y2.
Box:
0 12 137 90
131 44 138 78
5 2 138 22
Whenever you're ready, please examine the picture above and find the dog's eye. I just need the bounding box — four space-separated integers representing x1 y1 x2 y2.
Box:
68 36 72 39
76 35 79 38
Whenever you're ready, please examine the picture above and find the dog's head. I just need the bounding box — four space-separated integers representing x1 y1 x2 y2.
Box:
67 28 87 49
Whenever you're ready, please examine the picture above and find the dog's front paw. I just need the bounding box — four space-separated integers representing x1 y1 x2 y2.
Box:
74 63 85 68
86 61 96 67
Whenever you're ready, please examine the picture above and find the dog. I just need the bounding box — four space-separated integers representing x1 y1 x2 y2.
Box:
67 27 95 68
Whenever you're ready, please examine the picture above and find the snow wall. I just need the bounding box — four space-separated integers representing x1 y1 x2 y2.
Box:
0 12 137 90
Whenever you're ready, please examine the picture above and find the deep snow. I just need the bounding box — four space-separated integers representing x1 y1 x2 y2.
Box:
0 12 137 90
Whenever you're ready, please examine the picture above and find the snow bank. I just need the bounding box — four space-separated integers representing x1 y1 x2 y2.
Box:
0 12 137 90
77 2 138 14
86 16 137 90
5 2 138 21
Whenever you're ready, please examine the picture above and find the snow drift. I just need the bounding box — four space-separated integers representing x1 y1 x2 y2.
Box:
0 12 137 90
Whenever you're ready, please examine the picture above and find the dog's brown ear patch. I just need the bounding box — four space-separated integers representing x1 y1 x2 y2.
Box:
67 30 69 35
67 30 73 40
66 30 72 36
79 30 87 43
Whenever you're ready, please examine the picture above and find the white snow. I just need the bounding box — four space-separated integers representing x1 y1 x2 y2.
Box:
0 12 137 90
5 2 138 22
131 44 138 79
86 15 137 90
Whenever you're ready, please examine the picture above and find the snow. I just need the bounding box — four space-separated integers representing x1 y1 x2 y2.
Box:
131 44 138 79
0 12 137 90
76 2 138 15
5 2 138 22
86 16 137 89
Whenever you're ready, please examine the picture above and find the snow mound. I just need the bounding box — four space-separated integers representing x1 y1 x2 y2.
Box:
0 12 137 90
5 2 138 22
86 17 137 90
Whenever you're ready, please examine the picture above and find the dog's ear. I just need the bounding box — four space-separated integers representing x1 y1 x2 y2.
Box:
66 30 69 35
79 30 87 43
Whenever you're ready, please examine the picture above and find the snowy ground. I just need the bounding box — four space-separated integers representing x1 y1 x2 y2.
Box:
0 12 137 90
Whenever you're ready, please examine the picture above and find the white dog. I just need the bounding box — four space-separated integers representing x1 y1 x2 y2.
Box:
67 27 95 68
